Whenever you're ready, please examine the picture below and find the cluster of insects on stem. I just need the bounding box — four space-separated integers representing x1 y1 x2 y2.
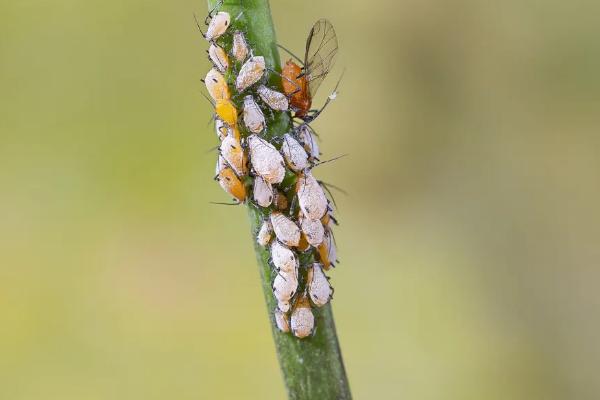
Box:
199 0 342 338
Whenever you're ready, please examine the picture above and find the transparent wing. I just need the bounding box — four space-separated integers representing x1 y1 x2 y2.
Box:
304 19 338 97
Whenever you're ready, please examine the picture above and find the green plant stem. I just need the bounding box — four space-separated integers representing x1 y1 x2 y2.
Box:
205 1 351 399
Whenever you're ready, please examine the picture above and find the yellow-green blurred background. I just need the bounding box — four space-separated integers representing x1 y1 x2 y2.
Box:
1 0 599 398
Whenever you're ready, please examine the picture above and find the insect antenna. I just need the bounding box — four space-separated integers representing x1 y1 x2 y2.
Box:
209 201 241 206
319 180 348 196
193 13 206 38
205 0 224 25
312 154 348 168
304 69 345 123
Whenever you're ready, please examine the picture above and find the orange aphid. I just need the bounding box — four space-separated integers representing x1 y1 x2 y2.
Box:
215 99 237 127
216 167 246 202
282 60 311 118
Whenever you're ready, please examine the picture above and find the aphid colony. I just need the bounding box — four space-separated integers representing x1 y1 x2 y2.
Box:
201 7 339 339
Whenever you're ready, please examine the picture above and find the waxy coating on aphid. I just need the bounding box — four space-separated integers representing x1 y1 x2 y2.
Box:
297 170 328 221
300 216 325 247
219 135 247 177
236 56 266 92
205 11 230 41
290 296 314 338
273 269 298 303
215 155 227 176
257 85 289 111
277 300 291 313
232 31 249 62
270 212 301 247
205 68 230 101
257 220 273 247
296 124 320 161
215 99 237 127
247 134 285 184
208 44 229 72
307 263 332 307
270 241 297 273
216 167 246 202
243 95 265 134
253 176 273 208
274 309 290 333
282 133 309 172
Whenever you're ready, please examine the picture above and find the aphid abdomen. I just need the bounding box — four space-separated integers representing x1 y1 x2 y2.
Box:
257 220 273 246
253 176 273 207
282 133 309 172
307 263 332 307
236 56 266 92
300 217 325 247
257 85 289 111
247 134 285 184
208 44 229 72
205 68 230 101
232 31 249 62
290 296 314 338
216 167 246 202
270 212 301 247
243 95 265 134
205 11 231 41
297 171 328 221
273 269 298 302
274 308 290 333
270 241 297 273
219 135 247 177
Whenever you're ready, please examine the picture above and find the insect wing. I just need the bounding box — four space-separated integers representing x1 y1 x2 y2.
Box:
304 19 338 97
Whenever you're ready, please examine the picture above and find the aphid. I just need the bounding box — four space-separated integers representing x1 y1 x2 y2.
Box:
270 241 297 273
232 31 249 62
215 119 228 141
257 220 273 247
296 124 320 161
277 300 291 313
243 95 265 133
299 216 325 247
273 189 288 211
281 133 309 172
247 134 285 184
216 166 246 202
205 68 230 101
215 99 238 127
290 296 314 338
215 154 227 176
205 11 231 41
297 233 310 252
257 85 289 111
253 176 273 207
297 170 328 220
281 19 338 119
307 263 332 307
317 228 337 269
274 308 290 333
236 56 266 92
208 44 229 72
219 135 247 177
270 212 301 247
273 268 298 303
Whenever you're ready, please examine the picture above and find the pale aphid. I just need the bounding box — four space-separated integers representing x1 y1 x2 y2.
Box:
232 31 249 62
253 176 273 207
282 133 309 172
270 212 301 247
307 263 332 307
317 228 337 270
236 56 266 92
216 166 246 202
277 300 291 313
205 68 230 101
247 134 285 184
205 11 230 41
297 170 328 220
208 44 229 72
274 308 290 333
291 296 314 338
256 220 273 247
300 216 325 247
219 135 247 177
215 99 237 127
273 268 298 303
270 241 297 273
257 85 289 111
243 95 265 133
297 124 320 161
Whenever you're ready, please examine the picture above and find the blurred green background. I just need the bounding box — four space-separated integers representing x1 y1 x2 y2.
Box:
1 0 599 398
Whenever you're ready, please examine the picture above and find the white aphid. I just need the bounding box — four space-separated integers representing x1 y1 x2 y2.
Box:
219 135 247 176
205 11 231 41
257 220 273 246
274 309 290 333
273 269 298 303
243 95 265 133
300 217 325 247
297 124 320 161
236 56 265 92
232 31 249 62
257 85 289 111
253 176 273 207
291 297 314 338
270 241 297 273
277 300 291 313
205 68 230 101
297 171 328 220
270 212 301 247
247 134 285 184
282 133 309 172
307 263 333 307
208 44 229 72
